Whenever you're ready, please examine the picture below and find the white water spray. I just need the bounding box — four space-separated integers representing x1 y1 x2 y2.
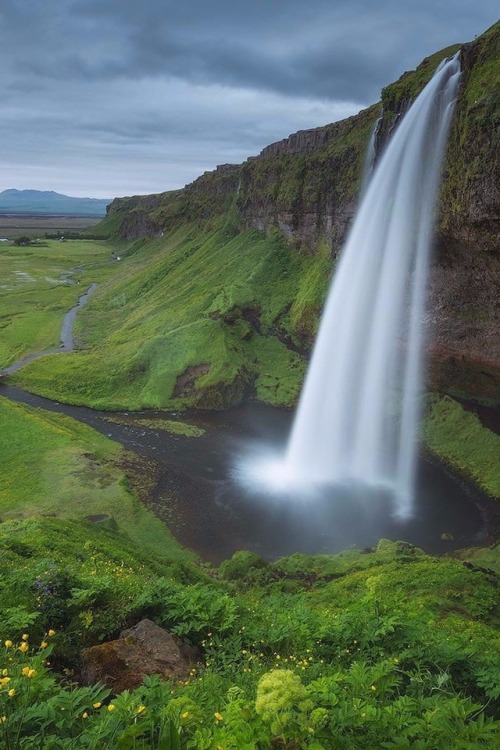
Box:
237 56 461 517
269 55 461 518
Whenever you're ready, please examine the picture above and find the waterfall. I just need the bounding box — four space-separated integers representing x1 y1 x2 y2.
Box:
283 54 461 518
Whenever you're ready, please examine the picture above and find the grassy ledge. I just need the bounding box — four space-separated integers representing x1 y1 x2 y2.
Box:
422 395 500 499
0 397 192 562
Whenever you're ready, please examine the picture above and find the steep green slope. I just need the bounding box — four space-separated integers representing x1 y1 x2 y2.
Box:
12 222 333 409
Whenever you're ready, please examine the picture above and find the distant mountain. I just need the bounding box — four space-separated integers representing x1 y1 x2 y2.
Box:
0 189 110 216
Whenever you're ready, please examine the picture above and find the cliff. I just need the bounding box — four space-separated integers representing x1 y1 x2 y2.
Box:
91 23 499 404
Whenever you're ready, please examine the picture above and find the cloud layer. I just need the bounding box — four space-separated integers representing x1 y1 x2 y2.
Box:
0 1 497 198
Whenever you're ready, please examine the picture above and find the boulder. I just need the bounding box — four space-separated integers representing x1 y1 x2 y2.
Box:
81 618 200 692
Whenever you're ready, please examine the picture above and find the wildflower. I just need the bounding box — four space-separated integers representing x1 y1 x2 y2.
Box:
27 669 36 678
22 667 30 676
1 669 8 676
393 658 399 664
242 649 247 655
108 704 116 712
40 642 48 650
4 641 12 649
181 711 189 719
371 685 376 691
214 712 223 722
48 630 56 637
21 634 29 642
0 677 11 686
93 702 102 709
0 716 6 724
136 705 146 715
82 712 89 719
8 689 16 698
18 642 29 654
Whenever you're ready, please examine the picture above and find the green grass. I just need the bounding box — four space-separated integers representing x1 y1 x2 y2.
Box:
0 239 119 368
422 395 500 498
0 397 192 561
11 223 316 409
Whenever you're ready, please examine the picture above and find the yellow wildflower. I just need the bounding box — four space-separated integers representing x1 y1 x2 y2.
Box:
181 711 189 719
82 712 89 719
93 702 102 709
1 669 8 676
48 630 56 637
108 704 116 712
4 641 12 649
8 689 16 698
21 634 29 642
40 642 48 650
0 677 11 686
214 712 223 722
22 667 31 676
0 716 6 724
27 669 36 678
18 642 29 654
136 705 146 715
371 685 376 691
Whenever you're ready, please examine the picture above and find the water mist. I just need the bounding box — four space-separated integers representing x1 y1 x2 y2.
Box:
239 54 461 520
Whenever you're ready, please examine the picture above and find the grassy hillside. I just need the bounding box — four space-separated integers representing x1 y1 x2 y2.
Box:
11 222 329 409
0 397 190 561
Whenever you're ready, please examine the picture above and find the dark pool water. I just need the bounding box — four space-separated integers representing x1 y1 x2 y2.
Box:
1 384 497 564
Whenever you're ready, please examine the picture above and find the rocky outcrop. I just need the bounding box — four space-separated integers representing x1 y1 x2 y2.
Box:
81 619 200 692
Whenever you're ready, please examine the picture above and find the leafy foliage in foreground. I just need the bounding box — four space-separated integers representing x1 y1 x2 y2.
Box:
0 520 499 748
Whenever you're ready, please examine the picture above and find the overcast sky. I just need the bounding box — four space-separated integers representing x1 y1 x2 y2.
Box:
0 1 497 199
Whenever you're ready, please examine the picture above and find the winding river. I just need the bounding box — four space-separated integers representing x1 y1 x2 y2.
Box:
0 287 498 563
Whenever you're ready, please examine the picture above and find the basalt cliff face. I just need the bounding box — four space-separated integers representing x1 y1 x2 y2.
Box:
103 22 499 402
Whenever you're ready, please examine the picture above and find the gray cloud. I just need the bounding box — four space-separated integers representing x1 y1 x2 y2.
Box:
0 0 497 197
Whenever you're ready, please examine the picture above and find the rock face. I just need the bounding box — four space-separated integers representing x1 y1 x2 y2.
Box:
81 619 200 692
102 22 499 402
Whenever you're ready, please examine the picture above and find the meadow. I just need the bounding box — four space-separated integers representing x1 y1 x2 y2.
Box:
0 238 119 369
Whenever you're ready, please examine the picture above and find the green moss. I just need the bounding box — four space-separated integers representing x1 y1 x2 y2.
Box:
422 395 500 498
381 44 462 107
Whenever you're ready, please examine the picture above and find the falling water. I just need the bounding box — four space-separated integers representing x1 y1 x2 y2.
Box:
281 54 461 518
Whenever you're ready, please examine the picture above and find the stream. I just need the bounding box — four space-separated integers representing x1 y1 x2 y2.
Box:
1 383 498 564
1 286 498 563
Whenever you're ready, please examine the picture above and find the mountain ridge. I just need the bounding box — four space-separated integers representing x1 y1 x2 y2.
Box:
0 188 110 216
